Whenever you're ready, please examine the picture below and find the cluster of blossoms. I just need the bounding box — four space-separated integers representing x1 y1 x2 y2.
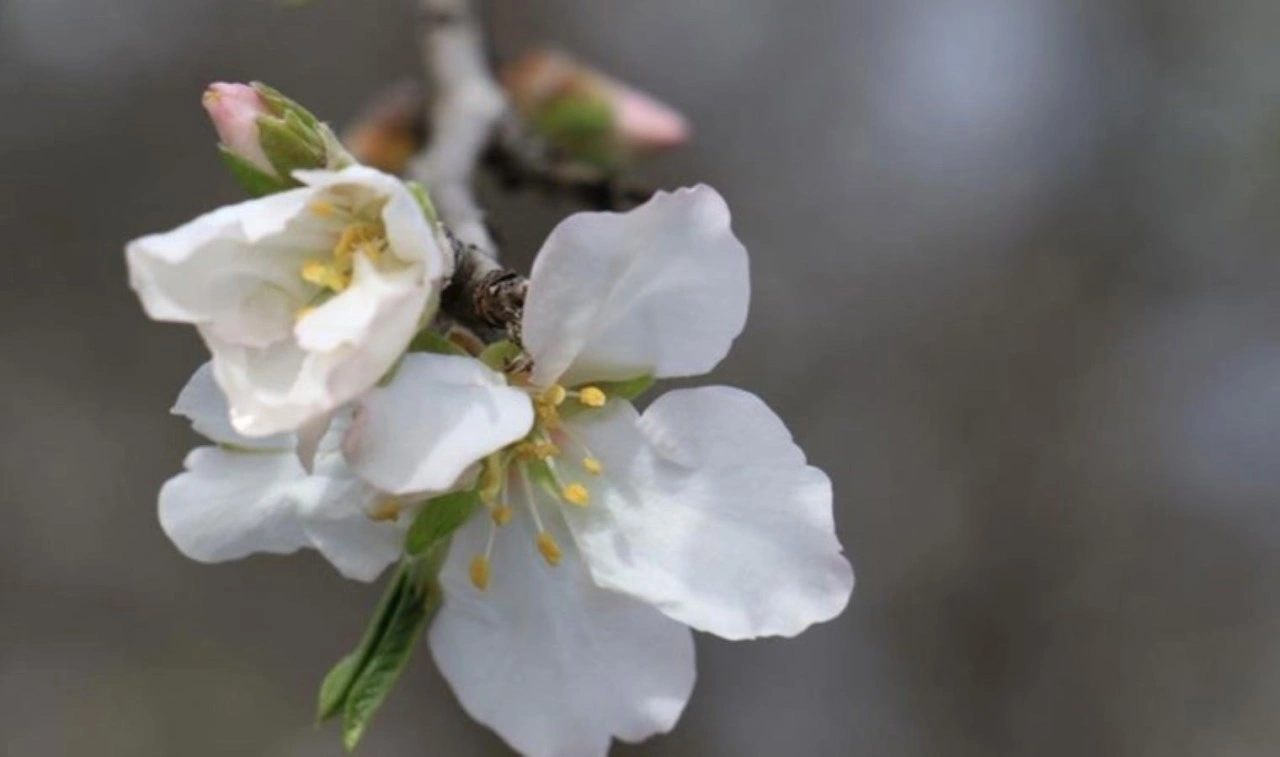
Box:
127 82 853 757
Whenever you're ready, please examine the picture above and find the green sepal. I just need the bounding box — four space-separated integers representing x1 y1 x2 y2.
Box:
407 181 440 227
252 81 321 130
406 329 469 357
406 490 480 556
258 116 326 180
217 145 293 197
479 340 522 372
533 95 620 171
340 556 443 751
592 374 655 401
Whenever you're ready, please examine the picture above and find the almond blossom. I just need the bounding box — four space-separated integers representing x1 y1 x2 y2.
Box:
126 165 450 438
342 186 855 757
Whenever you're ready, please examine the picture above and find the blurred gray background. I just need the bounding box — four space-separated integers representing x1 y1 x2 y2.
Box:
3 0 1280 754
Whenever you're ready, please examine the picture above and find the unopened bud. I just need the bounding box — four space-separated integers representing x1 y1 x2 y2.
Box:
204 81 353 196
501 49 690 169
204 83 275 177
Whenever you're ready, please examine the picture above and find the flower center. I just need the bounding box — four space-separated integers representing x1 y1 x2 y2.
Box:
467 382 611 591
301 220 388 294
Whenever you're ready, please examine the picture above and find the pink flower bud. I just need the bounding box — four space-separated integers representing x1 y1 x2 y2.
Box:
203 82 276 177
502 49 690 159
614 89 690 152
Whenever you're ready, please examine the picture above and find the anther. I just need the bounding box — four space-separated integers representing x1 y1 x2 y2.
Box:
490 505 514 526
582 457 603 476
562 483 590 507
577 386 607 408
368 499 401 522
543 385 567 406
536 531 562 566
469 555 491 590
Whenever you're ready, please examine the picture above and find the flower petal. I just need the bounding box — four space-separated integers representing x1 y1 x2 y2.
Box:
126 187 323 345
294 451 405 582
206 262 429 439
343 354 535 495
171 362 294 451
523 185 750 387
430 510 695 757
297 165 451 280
562 387 854 640
158 446 309 564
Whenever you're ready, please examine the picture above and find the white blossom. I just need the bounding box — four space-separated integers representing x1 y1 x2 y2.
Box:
127 165 450 438
344 186 854 757
158 363 409 582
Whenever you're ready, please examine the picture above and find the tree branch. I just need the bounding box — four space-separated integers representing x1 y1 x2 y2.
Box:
410 0 524 340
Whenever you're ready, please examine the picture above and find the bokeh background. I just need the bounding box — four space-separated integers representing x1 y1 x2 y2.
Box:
3 0 1280 754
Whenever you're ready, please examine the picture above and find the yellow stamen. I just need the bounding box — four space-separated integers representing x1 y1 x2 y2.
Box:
332 222 385 263
469 555 491 590
543 384 567 406
562 483 590 507
368 499 402 522
491 505 514 526
478 454 505 503
301 260 349 291
582 457 603 475
578 386 607 408
537 531 562 566
535 401 561 431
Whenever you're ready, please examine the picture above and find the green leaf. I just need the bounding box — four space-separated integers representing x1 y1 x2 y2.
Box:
592 374 655 402
217 145 292 197
316 653 359 722
316 567 411 723
406 329 468 357
342 561 441 751
406 490 479 556
478 340 522 372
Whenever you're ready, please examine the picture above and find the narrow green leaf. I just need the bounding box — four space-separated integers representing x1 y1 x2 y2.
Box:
316 654 358 721
478 340 522 372
315 567 410 723
406 490 479 556
217 146 292 197
406 329 469 356
593 374 655 402
342 565 440 751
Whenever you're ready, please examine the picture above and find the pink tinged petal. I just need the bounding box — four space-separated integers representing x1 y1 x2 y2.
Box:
344 354 535 495
562 388 855 641
158 446 309 564
203 82 275 176
430 510 695 757
522 185 750 387
171 362 295 451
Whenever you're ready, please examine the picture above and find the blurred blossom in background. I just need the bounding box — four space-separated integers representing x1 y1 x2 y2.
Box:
3 0 1280 755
